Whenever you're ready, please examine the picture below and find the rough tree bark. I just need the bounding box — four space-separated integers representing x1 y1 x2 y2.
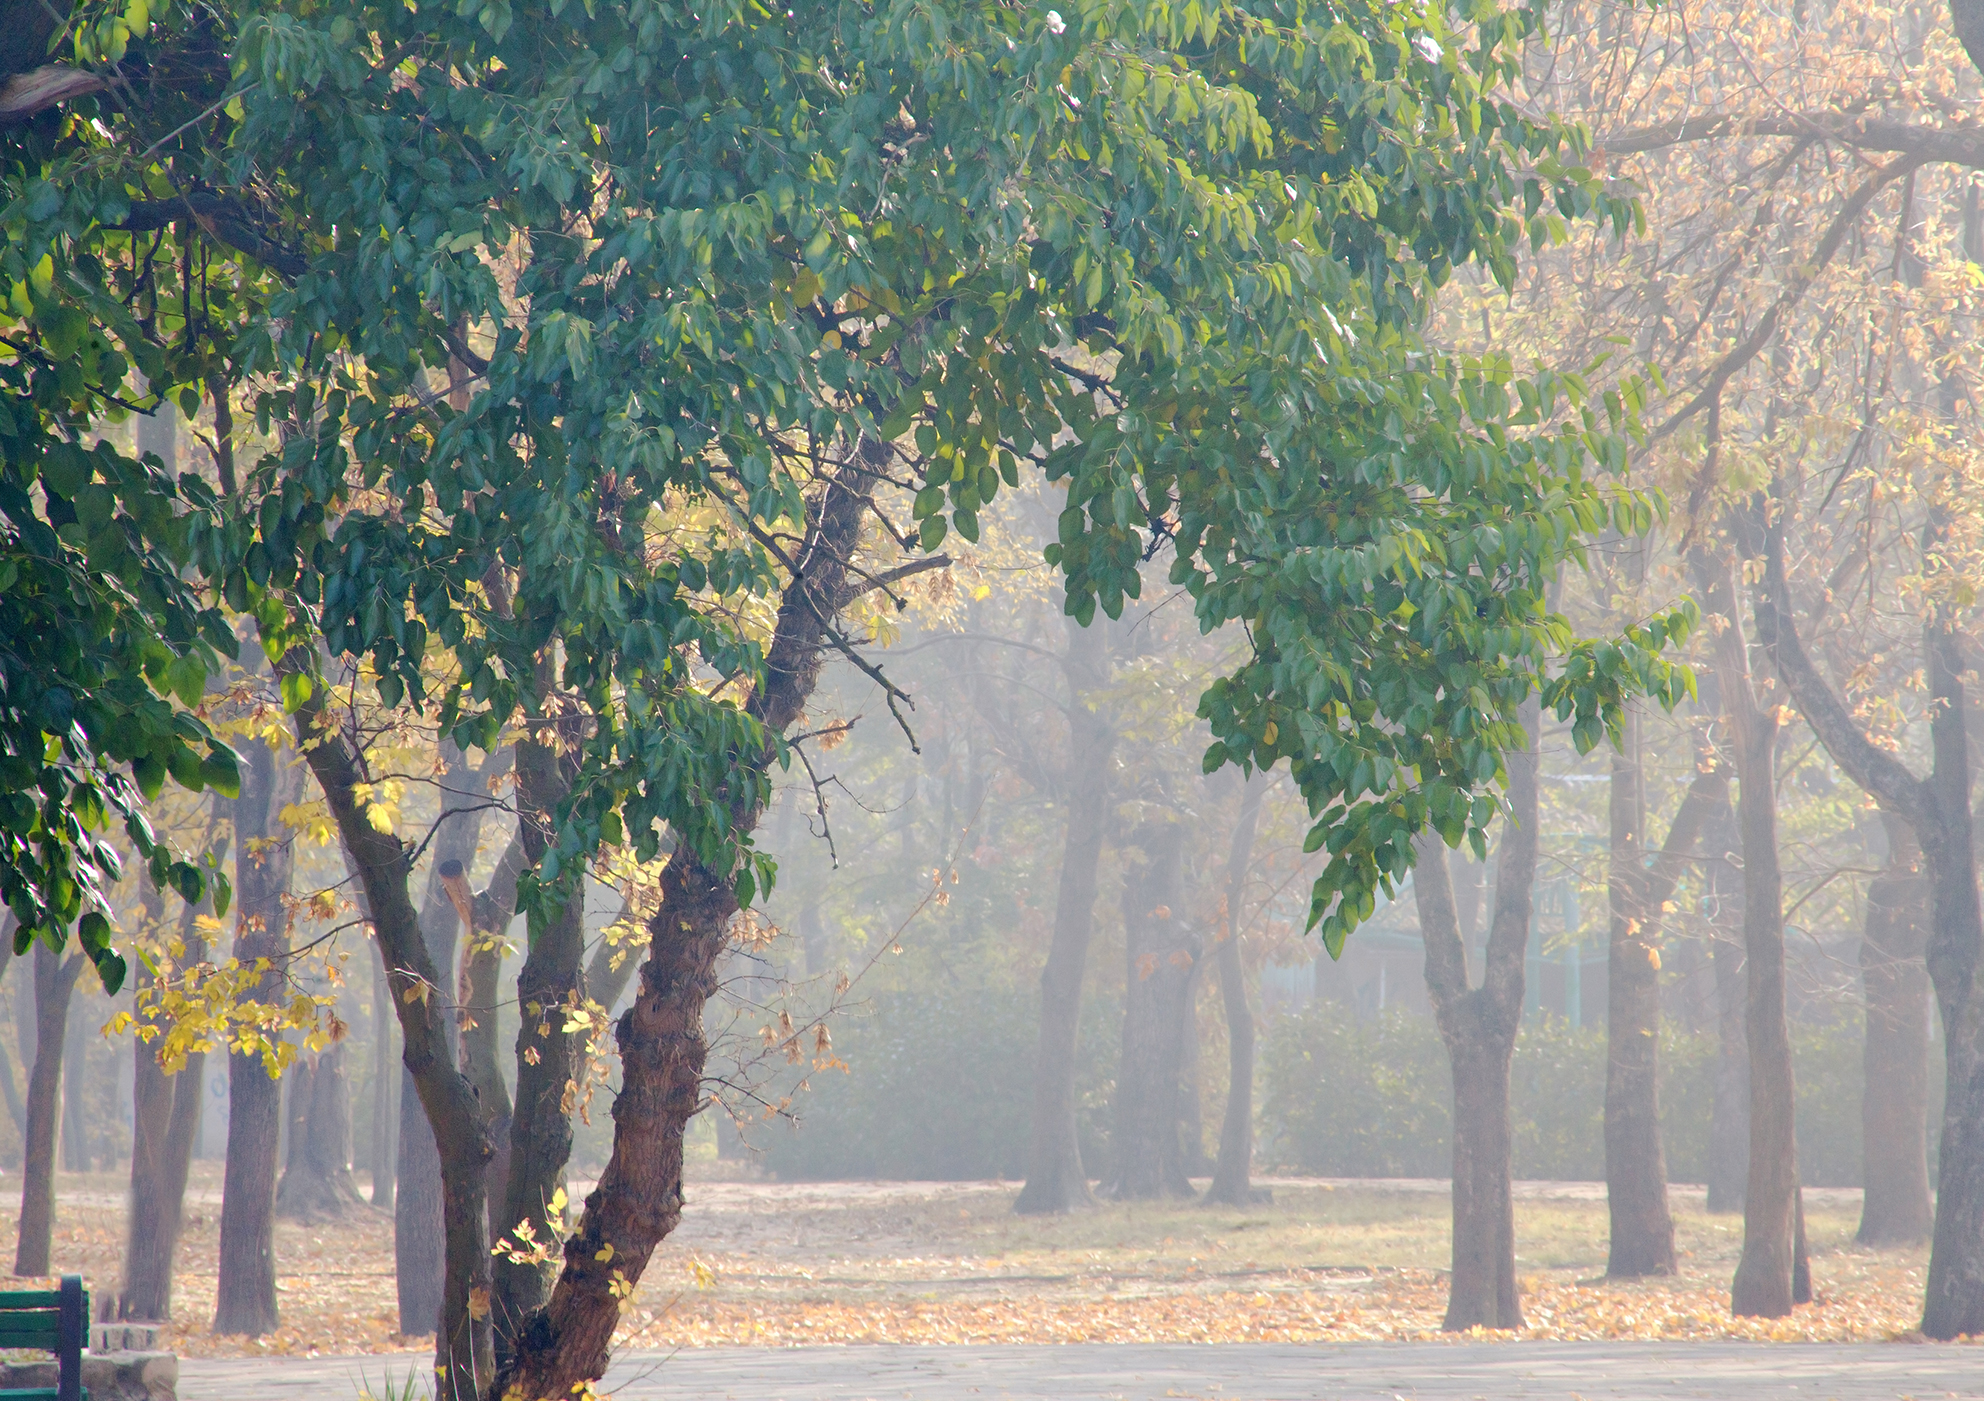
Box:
493 441 929 1400
1410 698 1539 1331
1702 797 1750 1214
1605 708 1722 1277
122 829 221 1320
214 731 305 1336
1013 618 1115 1215
294 686 497 1401
1710 553 1808 1319
13 942 83 1276
1205 778 1267 1207
1856 813 1934 1246
1106 823 1200 1202
1750 517 1984 1323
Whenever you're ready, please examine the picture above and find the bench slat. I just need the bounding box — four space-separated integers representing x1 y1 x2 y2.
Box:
0 1294 63 1308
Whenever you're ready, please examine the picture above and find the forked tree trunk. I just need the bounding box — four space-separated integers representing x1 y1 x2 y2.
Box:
1701 795 1749 1214
1106 824 1199 1202
493 441 906 1401
1205 778 1266 1207
122 861 215 1320
294 683 497 1401
1856 822 1934 1246
14 943 83 1276
1711 555 1806 1319
1014 618 1115 1216
214 731 305 1336
1411 698 1539 1331
1605 709 1721 1277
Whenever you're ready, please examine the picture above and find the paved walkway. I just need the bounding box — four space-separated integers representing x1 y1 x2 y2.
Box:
178 1341 1983 1400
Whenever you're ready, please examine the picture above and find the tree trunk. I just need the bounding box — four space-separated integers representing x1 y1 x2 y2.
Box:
278 1045 364 1221
293 684 497 1401
1205 778 1266 1207
390 744 496 1345
214 731 305 1336
14 943 82 1276
1857 815 1934 1246
492 442 891 1401
494 703 586 1365
369 949 398 1211
1703 797 1749 1214
466 835 523 1248
1748 521 1979 1327
1014 619 1115 1215
1712 556 1804 1320
1411 697 1539 1331
1106 823 1200 1201
1604 709 1720 1277
121 926 211 1319
1604 706 1670 1276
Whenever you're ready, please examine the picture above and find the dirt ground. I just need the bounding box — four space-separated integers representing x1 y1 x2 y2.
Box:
2 1164 1950 1358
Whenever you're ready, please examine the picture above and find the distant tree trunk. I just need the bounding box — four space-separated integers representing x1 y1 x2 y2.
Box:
1605 708 1721 1278
1106 823 1200 1201
369 950 398 1211
492 698 583 1365
215 731 306 1336
1703 798 1749 1214
1014 619 1115 1216
1711 556 1806 1319
389 741 499 1342
122 868 215 1320
14 943 83 1276
493 694 587 1365
1205 778 1267 1207
466 835 523 1247
1857 813 1934 1246
284 1058 315 1176
278 1045 364 1221
1412 698 1539 1331
59 990 88 1172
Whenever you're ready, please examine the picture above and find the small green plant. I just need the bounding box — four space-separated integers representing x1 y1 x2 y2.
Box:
354 1366 431 1401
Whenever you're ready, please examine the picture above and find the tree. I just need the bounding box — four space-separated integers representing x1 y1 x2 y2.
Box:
1106 821 1201 1201
1602 703 1720 1278
1013 618 1118 1215
7 0 1689 1394
13 940 82 1276
0 0 243 989
120 808 226 1320
213 718 306 1336
1856 813 1935 1246
1204 775 1267 1207
1410 701 1538 1330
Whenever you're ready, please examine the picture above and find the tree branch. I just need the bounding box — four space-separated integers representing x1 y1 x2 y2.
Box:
0 63 106 122
1653 153 1924 442
1752 510 1931 824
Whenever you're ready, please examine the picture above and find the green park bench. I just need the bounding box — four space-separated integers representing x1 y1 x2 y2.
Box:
0 1276 86 1401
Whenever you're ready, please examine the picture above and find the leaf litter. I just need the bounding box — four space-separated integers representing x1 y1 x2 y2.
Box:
11 1171 1963 1357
